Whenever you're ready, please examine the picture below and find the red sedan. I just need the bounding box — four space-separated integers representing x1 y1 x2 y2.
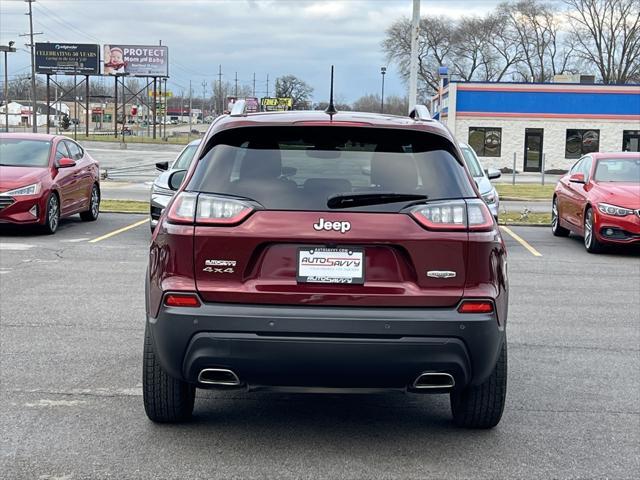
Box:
0 133 100 234
552 152 640 252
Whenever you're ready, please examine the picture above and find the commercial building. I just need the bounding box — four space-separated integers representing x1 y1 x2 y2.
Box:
0 101 69 128
432 81 640 172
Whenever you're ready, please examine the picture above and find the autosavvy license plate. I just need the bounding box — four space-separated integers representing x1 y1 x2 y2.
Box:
297 247 365 284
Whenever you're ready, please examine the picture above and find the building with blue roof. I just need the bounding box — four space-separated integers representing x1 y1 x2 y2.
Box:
432 81 640 172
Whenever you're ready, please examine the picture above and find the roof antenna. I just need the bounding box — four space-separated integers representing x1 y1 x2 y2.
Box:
325 65 337 115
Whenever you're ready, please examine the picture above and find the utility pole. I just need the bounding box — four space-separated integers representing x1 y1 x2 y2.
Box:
234 72 238 97
22 0 42 132
1 42 17 131
201 80 206 123
266 74 269 97
252 72 256 97
217 64 222 116
380 66 387 113
408 0 420 112
188 80 192 140
73 71 77 140
163 77 167 139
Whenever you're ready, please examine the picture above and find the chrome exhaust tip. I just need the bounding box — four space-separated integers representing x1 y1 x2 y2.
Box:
198 368 241 386
412 372 455 390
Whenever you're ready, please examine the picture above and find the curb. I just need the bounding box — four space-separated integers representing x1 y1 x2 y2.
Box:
499 222 551 227
500 197 549 202
99 210 147 215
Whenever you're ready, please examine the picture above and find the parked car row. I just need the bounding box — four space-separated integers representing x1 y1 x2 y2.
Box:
552 152 640 252
0 133 101 233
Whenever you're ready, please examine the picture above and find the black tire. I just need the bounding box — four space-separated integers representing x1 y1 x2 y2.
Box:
551 196 569 237
583 207 603 253
450 338 507 429
41 192 60 234
80 184 100 222
143 324 195 422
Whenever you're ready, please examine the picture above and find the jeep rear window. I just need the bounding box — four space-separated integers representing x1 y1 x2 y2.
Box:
186 126 475 212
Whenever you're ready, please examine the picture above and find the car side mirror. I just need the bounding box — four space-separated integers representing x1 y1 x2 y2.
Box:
486 168 501 180
57 157 76 168
569 173 585 184
168 169 187 191
155 161 169 171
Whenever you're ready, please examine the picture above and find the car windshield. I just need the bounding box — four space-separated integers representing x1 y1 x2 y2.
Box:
172 144 198 170
594 158 640 183
187 126 475 212
0 138 51 167
460 146 484 177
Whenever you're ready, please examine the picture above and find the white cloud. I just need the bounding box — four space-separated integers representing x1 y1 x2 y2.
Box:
0 0 503 102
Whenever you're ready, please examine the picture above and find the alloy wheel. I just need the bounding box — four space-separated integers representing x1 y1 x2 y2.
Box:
48 195 59 232
552 199 559 230
584 209 593 248
90 186 99 218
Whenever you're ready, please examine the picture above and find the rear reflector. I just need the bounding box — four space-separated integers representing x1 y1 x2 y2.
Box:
457 300 494 314
164 294 201 307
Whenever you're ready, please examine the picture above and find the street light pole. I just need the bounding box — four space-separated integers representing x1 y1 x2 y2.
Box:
380 66 387 114
1 43 17 131
26 0 38 132
408 0 420 112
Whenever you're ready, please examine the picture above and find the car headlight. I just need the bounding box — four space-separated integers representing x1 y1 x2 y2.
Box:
151 184 174 196
0 183 41 196
597 203 634 217
482 189 498 205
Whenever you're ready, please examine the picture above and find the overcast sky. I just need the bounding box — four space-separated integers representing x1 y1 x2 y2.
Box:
1 0 503 103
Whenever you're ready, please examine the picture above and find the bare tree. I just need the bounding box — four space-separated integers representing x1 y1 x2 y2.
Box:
483 11 524 81
352 93 409 116
451 17 495 81
274 74 314 109
383 16 454 97
500 1 576 82
563 0 640 83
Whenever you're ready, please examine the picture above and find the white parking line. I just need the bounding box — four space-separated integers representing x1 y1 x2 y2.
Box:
500 226 543 257
0 243 35 251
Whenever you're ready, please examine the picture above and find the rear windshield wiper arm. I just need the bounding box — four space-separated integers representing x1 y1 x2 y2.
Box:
327 192 428 209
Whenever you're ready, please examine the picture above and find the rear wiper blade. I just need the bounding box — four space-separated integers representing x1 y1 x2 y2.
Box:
327 192 428 209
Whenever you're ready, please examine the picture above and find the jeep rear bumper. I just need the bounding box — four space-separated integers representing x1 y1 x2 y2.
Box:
147 300 505 391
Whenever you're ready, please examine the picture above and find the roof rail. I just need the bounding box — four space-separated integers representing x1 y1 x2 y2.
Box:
409 104 431 121
229 99 248 117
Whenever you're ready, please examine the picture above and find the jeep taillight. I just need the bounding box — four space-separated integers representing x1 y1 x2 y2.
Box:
196 194 253 225
167 192 198 224
167 192 253 226
410 199 494 231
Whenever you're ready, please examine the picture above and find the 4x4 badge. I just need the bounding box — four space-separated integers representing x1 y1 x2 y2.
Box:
427 270 457 279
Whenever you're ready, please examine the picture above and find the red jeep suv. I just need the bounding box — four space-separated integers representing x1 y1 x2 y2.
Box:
144 105 508 428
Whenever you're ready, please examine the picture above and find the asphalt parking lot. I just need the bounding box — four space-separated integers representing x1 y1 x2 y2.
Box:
1 214 638 479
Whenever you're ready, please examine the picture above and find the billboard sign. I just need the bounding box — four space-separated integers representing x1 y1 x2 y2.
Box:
103 45 168 77
260 97 292 111
35 43 100 75
226 96 260 113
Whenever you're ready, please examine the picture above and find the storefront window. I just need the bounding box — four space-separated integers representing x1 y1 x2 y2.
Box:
468 127 502 157
622 130 640 152
565 129 599 158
